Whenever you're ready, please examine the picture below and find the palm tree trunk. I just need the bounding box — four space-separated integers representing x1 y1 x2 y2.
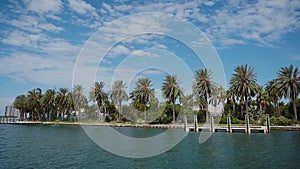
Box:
245 94 249 115
275 100 280 118
293 98 298 121
172 102 176 124
57 110 59 120
206 93 209 123
118 100 121 122
49 107 52 121
233 101 236 114
263 104 266 114
104 104 107 122
259 104 262 112
144 103 147 123
241 105 244 116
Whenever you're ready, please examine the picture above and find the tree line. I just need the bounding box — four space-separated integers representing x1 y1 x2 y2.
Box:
13 64 300 125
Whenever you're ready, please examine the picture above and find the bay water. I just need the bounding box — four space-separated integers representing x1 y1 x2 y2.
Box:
0 124 299 169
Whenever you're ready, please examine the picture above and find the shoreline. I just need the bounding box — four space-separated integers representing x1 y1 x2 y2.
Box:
2 121 300 131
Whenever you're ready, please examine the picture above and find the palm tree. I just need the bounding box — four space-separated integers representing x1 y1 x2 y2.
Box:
91 81 108 121
276 65 300 121
42 89 56 121
162 74 183 124
210 86 226 107
226 88 236 115
130 77 155 123
265 79 281 117
73 85 86 121
66 92 74 119
27 88 42 121
192 69 217 121
229 64 259 116
13 95 27 121
111 80 129 122
56 88 68 121
256 86 270 115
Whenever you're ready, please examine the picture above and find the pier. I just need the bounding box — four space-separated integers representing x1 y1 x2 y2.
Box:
184 114 271 134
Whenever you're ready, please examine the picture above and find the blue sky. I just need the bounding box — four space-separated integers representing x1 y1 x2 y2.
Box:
0 0 300 115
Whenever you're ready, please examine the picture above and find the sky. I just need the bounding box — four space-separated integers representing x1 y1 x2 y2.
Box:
0 0 300 115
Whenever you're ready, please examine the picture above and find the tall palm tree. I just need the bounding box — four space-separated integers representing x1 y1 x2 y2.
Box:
276 65 300 121
111 80 129 122
27 88 42 121
130 77 155 123
265 79 281 117
73 85 86 121
230 64 259 116
162 74 183 124
56 88 68 121
91 81 108 121
192 69 217 121
42 89 56 121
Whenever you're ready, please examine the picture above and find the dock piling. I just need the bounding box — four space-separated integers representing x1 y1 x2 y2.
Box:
227 115 232 133
183 115 189 132
266 114 270 133
210 116 214 132
245 114 251 134
194 115 198 132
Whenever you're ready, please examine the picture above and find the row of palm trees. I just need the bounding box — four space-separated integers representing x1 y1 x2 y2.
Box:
13 64 300 123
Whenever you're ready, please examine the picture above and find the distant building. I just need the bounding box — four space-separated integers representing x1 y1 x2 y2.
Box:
5 105 20 119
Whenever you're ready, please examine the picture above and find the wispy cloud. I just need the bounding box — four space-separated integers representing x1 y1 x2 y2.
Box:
0 0 299 98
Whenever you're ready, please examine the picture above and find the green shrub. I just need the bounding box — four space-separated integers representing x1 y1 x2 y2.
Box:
232 117 240 124
219 117 227 124
258 117 266 126
270 116 292 126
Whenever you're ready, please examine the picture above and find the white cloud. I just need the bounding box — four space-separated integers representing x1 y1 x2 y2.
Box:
98 0 300 47
1 31 47 47
38 23 64 32
69 0 98 17
209 0 300 47
131 50 160 58
0 53 75 86
6 14 64 33
107 45 131 57
27 0 62 14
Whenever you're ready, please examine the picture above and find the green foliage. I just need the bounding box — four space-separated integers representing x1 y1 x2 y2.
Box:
219 117 227 124
197 110 206 123
270 116 292 126
231 117 240 124
258 117 266 126
150 103 181 124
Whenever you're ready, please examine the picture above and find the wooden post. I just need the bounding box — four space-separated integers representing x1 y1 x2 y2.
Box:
183 115 189 132
194 115 198 132
210 116 214 132
266 114 270 133
227 115 232 133
245 114 251 134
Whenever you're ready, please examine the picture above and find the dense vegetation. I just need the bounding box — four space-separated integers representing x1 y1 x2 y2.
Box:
13 64 300 125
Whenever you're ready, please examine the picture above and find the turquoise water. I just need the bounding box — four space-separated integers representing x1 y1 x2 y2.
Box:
0 124 299 169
